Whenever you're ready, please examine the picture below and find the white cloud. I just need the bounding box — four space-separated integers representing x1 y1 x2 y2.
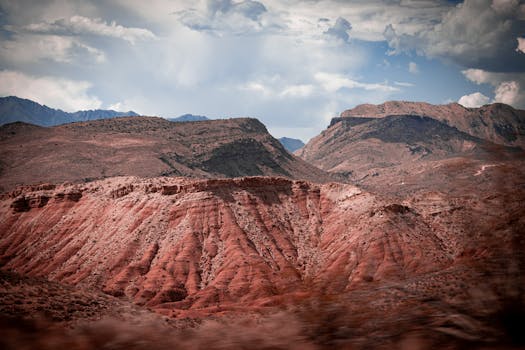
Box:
0 34 105 64
11 15 156 44
314 72 399 93
462 68 491 85
408 61 419 74
394 81 414 87
517 37 525 54
462 69 525 108
0 70 102 112
458 92 490 108
279 84 315 98
494 81 520 105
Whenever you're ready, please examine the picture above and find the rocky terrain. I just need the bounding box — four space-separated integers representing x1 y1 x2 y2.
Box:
297 106 525 196
0 101 524 349
1 173 524 348
342 101 525 148
0 96 138 127
0 116 334 191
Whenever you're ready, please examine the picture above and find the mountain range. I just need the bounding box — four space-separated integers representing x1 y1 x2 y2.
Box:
167 114 210 122
0 96 139 126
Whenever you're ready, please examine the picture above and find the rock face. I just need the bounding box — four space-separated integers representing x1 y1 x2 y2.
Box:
0 117 334 191
1 176 523 315
0 96 138 126
0 176 448 314
342 101 525 148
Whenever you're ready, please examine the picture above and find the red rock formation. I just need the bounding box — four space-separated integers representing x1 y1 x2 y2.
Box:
0 176 458 316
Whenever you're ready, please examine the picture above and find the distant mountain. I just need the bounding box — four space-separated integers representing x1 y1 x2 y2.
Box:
278 137 305 152
342 101 525 148
167 114 210 122
0 96 138 126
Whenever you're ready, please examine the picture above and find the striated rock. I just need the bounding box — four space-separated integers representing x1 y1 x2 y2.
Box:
0 176 459 315
1 175 523 323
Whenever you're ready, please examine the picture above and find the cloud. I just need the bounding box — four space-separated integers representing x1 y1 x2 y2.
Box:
462 68 525 108
177 0 270 35
517 37 525 54
394 81 414 87
314 72 399 93
384 0 525 71
491 0 520 15
462 68 491 85
0 34 105 64
0 70 102 111
458 92 490 108
279 84 315 98
494 80 520 105
408 61 419 74
10 15 156 44
324 17 352 42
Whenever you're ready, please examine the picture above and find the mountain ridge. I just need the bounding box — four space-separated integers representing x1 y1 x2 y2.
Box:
0 116 336 191
341 101 525 148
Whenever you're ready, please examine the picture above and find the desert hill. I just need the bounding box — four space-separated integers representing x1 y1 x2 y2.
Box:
342 101 525 148
0 116 334 191
0 96 138 126
297 105 525 195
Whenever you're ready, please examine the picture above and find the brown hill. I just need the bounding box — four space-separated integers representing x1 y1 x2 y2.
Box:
342 101 525 148
0 175 524 348
0 117 334 191
297 113 524 195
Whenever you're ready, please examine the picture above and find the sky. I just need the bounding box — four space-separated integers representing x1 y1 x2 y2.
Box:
0 0 524 141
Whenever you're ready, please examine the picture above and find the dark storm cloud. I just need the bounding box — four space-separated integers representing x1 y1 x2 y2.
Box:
384 0 525 72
